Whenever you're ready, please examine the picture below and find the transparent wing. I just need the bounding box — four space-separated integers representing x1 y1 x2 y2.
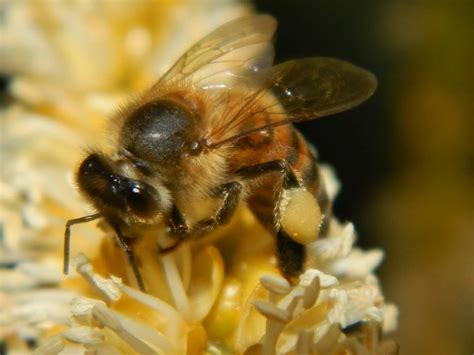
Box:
205 57 377 148
155 15 277 89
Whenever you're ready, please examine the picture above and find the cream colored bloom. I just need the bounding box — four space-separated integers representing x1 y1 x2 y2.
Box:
0 1 397 353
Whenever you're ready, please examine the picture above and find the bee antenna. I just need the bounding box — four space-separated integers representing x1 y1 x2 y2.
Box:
63 213 101 274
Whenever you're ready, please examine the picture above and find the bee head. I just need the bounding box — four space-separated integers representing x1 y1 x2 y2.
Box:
77 153 163 222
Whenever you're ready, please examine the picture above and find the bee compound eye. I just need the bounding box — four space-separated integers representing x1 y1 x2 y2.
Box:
126 182 160 218
79 153 106 177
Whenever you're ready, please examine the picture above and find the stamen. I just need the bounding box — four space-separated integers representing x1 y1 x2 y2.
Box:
161 253 191 320
74 253 121 303
62 326 104 345
32 335 64 355
296 330 312 354
254 300 290 355
92 303 158 355
254 300 290 323
302 276 320 309
114 280 183 323
260 275 291 295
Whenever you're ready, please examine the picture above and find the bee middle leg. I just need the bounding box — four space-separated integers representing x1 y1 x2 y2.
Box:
193 181 243 235
161 182 243 252
237 160 306 279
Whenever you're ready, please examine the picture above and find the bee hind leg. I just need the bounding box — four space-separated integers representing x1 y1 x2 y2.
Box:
236 160 300 190
237 160 307 280
276 229 305 282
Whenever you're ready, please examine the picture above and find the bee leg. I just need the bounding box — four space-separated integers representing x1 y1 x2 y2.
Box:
160 183 242 250
113 227 146 292
159 205 190 254
168 204 190 235
276 230 305 279
236 160 300 189
193 182 243 235
237 160 305 278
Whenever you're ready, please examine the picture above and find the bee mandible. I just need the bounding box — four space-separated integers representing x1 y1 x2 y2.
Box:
64 15 376 292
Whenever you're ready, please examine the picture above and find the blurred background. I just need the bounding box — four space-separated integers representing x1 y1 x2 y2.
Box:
255 0 473 353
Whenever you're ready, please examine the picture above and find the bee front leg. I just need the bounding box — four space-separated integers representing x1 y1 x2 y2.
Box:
160 205 190 254
236 160 306 279
113 226 146 292
168 204 190 236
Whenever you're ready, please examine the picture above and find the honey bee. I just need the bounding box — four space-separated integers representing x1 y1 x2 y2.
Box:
64 15 376 292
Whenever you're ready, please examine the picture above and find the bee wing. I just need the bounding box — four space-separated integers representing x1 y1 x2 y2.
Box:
205 57 377 148
155 15 277 89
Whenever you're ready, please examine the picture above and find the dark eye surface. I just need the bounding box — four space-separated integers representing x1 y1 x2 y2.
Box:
121 100 194 164
78 153 107 177
77 154 128 209
125 181 160 218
